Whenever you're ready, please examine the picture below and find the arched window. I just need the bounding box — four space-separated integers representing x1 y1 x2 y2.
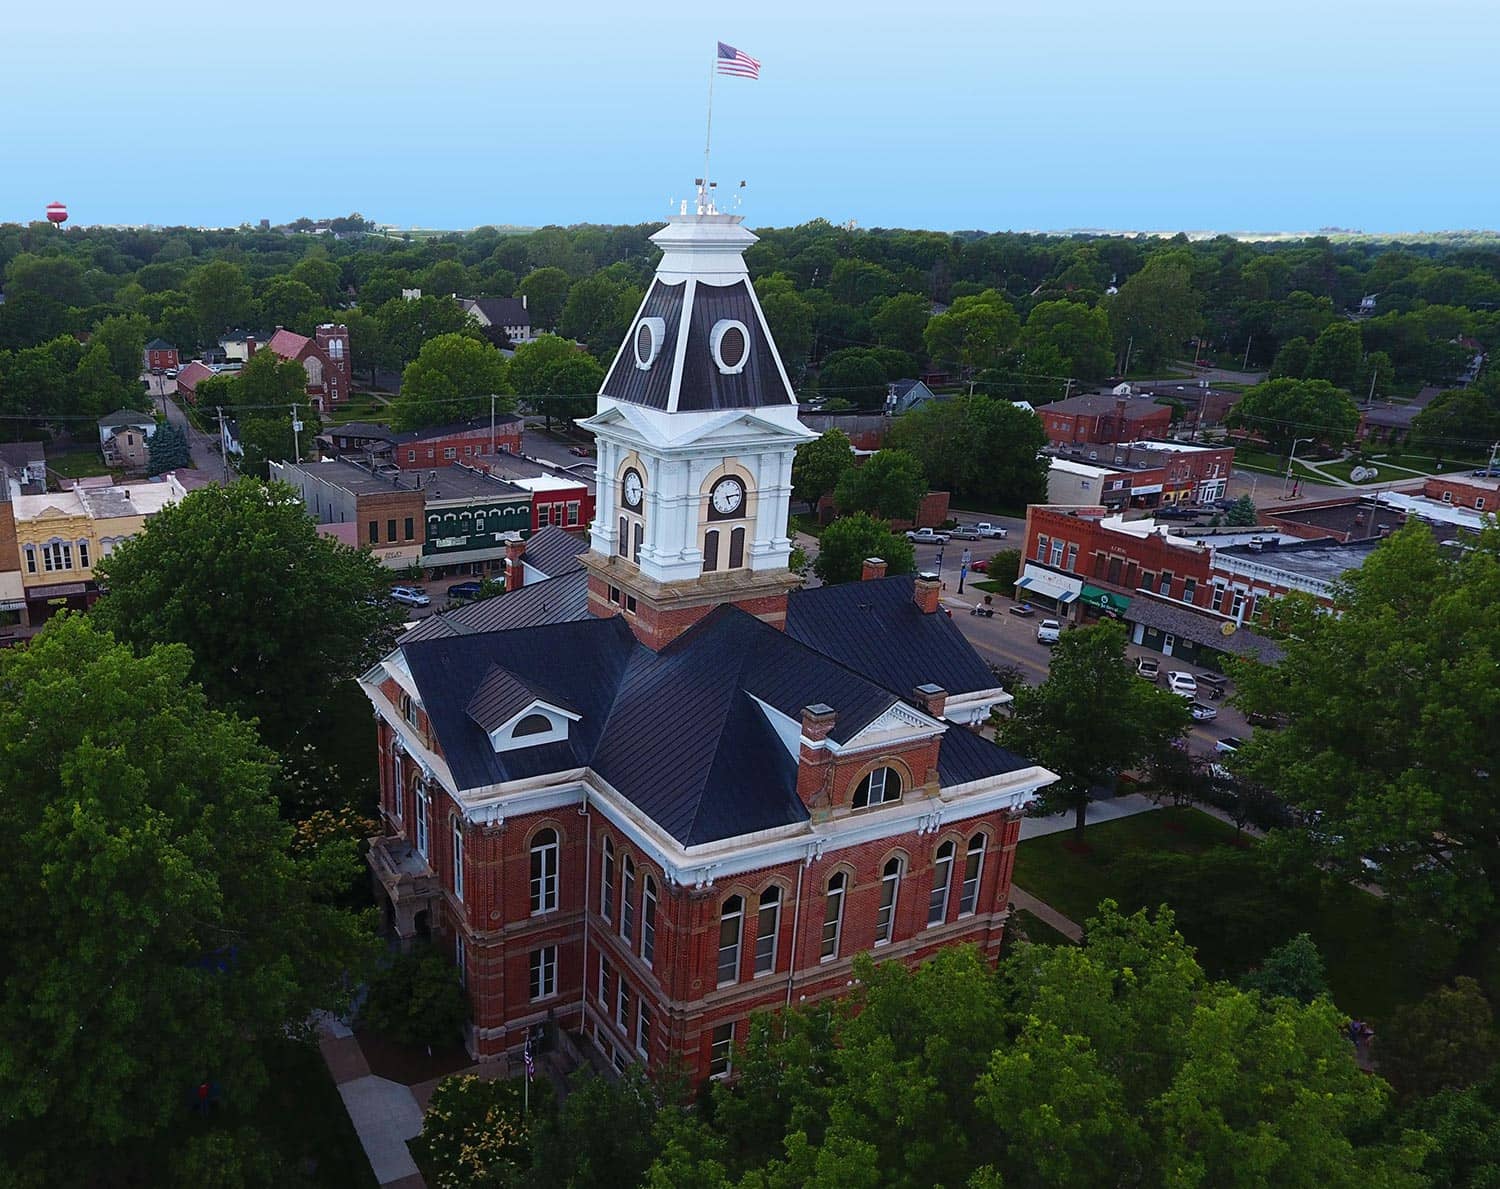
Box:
452 818 465 902
513 713 551 738
928 840 956 926
642 875 658 965
390 745 404 822
415 782 430 859
958 834 987 916
621 855 637 945
728 526 745 569
852 767 902 810
821 873 846 961
754 886 782 976
875 857 902 945
703 528 720 573
717 895 743 986
600 838 615 921
400 694 417 729
530 828 559 914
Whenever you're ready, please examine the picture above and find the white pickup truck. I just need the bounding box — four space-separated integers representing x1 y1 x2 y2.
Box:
904 527 950 544
974 522 1008 539
950 522 1008 541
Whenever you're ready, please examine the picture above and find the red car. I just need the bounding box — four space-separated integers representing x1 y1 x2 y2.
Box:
969 558 989 573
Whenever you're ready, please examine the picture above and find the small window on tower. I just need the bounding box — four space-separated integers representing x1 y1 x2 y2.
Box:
710 319 750 375
634 317 665 369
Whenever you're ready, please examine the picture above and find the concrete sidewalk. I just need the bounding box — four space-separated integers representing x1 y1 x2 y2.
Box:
316 1015 427 1189
1019 793 1161 839
1010 887 1083 941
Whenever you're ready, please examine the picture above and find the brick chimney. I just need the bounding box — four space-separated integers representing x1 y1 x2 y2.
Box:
504 538 526 593
861 557 888 581
913 571 941 614
1113 397 1128 444
796 704 839 814
912 683 947 718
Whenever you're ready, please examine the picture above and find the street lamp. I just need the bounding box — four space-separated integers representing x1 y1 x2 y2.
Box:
1282 437 1314 500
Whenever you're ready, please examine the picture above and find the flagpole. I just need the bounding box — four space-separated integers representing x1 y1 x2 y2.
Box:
702 45 716 211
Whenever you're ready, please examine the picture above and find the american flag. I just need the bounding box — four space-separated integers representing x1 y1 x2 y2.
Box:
523 1033 534 1080
717 42 761 79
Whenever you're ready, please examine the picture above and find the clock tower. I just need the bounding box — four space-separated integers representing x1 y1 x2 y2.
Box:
576 193 816 650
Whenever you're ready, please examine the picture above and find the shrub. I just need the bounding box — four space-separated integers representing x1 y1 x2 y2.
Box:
362 946 467 1048
411 1074 539 1189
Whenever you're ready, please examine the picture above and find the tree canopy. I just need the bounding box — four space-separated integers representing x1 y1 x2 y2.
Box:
1107 253 1202 371
997 619 1190 841
389 331 512 430
791 428 855 508
91 480 403 794
887 393 1048 509
1232 521 1500 988
1227 376 1360 456
0 616 372 1182
812 513 916 584
833 448 926 521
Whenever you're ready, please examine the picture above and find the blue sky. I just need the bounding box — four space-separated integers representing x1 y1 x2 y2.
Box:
4 0 1495 234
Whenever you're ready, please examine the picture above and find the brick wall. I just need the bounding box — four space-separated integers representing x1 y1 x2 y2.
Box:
394 425 524 469
357 489 426 549
587 575 790 650
1422 476 1497 511
1023 505 1215 607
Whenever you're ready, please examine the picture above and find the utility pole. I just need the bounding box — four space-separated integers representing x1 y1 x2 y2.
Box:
1121 335 1134 378
490 393 497 460
1366 369 1378 408
1063 377 1075 400
1242 335 1253 371
291 402 303 464
216 405 230 473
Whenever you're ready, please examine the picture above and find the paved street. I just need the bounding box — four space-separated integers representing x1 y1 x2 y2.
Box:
145 374 230 482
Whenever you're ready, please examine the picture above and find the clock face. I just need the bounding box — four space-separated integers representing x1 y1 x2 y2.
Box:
622 468 644 509
710 477 745 516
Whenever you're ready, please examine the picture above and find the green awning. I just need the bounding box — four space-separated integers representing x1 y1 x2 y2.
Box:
1080 585 1131 614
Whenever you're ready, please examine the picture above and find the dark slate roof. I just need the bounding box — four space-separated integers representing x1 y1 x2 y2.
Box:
398 570 591 644
520 525 587 579
937 723 1032 787
1122 596 1285 663
399 598 1032 847
785 575 998 698
470 296 529 326
599 279 686 411
676 280 794 411
144 337 175 350
98 408 154 426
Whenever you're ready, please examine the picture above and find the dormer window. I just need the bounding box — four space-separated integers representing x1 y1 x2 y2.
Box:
852 766 902 809
514 713 552 738
466 664 580 753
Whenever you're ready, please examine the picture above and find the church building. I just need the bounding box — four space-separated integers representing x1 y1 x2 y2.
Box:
359 193 1056 1080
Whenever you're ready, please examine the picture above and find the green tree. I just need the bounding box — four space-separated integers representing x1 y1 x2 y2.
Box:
257 276 321 333
559 274 642 359
1020 299 1114 382
342 306 396 387
5 252 90 305
1412 381 1500 462
1272 335 1313 378
188 259 252 342
422 258 472 298
0 617 372 1182
923 290 1020 372
410 1075 537 1188
1233 522 1500 987
997 620 1190 842
757 288 815 373
887 393 1046 508
812 513 916 584
390 332 512 430
90 312 151 382
529 1068 663 1189
1224 494 1258 526
791 428 855 508
517 267 573 329
1404 1067 1500 1189
816 350 888 409
1108 253 1202 371
833 448 926 521
509 333 604 430
288 256 343 306
374 294 476 367
1239 932 1329 1003
91 480 404 781
869 293 931 356
1307 321 1366 389
1379 978 1500 1105
361 947 468 1048
71 341 137 416
146 418 191 475
198 349 320 478
1227 377 1360 457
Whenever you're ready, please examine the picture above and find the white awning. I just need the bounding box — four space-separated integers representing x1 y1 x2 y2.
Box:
1132 483 1163 495
1015 565 1082 604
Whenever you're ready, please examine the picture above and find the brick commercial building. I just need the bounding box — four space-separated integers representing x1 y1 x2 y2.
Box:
261 324 353 411
143 338 179 373
1037 390 1172 448
358 194 1053 1081
320 417 525 470
1049 440 1235 509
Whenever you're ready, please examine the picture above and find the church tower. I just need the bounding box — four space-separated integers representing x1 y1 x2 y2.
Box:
576 195 815 649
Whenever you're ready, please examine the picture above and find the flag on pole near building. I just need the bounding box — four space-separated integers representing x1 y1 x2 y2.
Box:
524 1033 534 1080
717 42 761 79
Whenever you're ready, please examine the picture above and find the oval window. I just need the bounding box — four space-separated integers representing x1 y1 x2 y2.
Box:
710 319 750 375
634 317 665 369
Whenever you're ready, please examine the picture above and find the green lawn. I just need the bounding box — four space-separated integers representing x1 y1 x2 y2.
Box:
790 514 824 539
46 447 117 481
327 392 390 426
1231 447 1325 482
1318 457 1427 485
1008 908 1076 947
1012 807 1449 1022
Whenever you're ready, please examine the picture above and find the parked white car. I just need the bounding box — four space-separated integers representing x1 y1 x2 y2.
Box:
390 585 431 607
1166 671 1198 698
1036 619 1062 645
905 527 950 544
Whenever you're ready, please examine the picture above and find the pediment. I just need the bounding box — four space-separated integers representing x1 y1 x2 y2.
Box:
845 700 941 745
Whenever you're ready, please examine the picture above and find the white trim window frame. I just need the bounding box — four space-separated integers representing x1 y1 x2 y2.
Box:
717 895 743 987
452 818 464 902
958 834 986 916
600 838 615 922
530 945 557 1001
928 841 955 926
415 784 430 859
641 875 657 965
875 858 902 945
710 1022 734 1079
754 886 781 976
821 873 846 962
530 828 559 914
